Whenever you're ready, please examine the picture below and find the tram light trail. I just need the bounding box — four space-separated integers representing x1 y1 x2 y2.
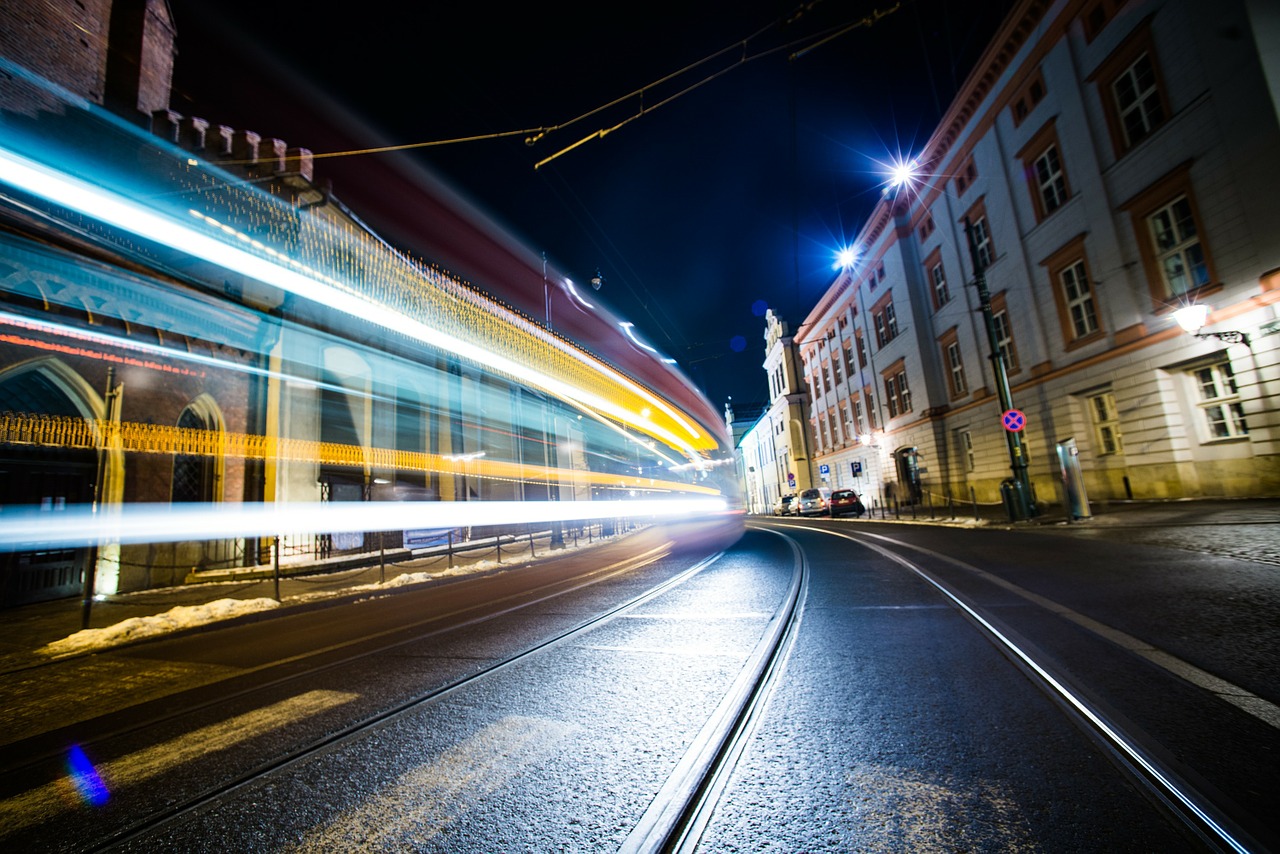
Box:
0 498 733 550
0 142 715 458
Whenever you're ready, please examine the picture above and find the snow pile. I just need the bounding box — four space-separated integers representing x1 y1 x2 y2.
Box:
39 597 281 658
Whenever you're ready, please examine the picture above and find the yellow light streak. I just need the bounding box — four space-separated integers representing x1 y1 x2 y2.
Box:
0 413 720 496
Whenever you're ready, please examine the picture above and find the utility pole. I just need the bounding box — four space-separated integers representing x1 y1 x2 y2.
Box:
963 217 1036 521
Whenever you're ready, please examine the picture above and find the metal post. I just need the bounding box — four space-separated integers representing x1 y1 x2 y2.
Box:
273 535 281 602
82 366 117 630
379 531 385 584
448 529 455 569
971 486 979 521
963 216 1036 521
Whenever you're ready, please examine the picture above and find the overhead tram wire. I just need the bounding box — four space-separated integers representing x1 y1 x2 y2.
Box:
198 2 904 172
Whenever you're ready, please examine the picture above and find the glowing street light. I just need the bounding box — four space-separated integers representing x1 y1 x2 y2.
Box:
1173 303 1250 347
834 245 860 271
884 155 921 193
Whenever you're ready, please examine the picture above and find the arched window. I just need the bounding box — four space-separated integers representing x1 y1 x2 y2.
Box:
172 397 222 503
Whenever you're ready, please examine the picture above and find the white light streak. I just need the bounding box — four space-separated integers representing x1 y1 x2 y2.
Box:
0 498 732 550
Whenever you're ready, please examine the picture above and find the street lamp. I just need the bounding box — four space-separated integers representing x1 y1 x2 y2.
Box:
1173 304 1251 347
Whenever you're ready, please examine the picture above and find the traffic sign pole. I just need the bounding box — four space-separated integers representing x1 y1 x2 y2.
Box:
964 217 1037 521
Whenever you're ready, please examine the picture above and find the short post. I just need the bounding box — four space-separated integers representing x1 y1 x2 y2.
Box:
273 535 281 602
379 531 385 584
971 486 979 521
448 529 455 569
529 531 536 557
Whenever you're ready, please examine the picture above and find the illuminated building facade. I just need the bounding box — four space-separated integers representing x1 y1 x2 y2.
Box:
795 0 1280 512
760 309 815 502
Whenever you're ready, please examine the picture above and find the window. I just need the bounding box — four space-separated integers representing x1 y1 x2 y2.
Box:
1148 196 1209 296
960 430 975 472
1092 23 1168 156
1081 0 1128 42
1043 236 1104 346
863 385 878 428
991 293 1020 372
962 199 994 270
947 342 967 398
883 362 912 418
1113 53 1163 149
955 155 978 195
1088 392 1123 454
831 352 843 386
932 263 950 307
1011 68 1047 127
923 247 950 311
872 293 898 348
1059 260 1098 338
844 343 856 378
1192 362 1248 439
1123 165 1217 306
852 395 866 435
855 330 868 368
1018 121 1070 222
918 214 935 242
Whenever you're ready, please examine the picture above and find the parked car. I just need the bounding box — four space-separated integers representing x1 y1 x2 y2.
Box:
828 489 865 518
796 487 832 517
773 494 797 516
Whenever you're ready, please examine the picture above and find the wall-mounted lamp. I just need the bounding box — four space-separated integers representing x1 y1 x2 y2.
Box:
1172 304 1250 347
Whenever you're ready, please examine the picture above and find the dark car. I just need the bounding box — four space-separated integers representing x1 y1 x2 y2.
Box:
828 489 864 518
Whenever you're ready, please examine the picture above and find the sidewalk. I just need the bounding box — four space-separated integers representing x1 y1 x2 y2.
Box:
0 525 625 671
2 499 1277 670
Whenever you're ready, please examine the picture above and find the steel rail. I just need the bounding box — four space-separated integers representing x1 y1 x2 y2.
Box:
621 525 809 854
808 524 1263 854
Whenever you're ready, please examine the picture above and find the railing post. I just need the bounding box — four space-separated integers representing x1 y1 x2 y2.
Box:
448 529 455 569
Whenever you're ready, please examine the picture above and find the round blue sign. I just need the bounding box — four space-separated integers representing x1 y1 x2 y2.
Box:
1002 409 1026 432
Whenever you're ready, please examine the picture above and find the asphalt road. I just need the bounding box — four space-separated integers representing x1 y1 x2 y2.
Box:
1 514 1275 851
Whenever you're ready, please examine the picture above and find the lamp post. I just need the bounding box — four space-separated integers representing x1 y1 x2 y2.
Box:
1173 304 1251 347
963 216 1036 521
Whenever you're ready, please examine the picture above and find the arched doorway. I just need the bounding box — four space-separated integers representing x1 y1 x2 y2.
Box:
0 359 98 606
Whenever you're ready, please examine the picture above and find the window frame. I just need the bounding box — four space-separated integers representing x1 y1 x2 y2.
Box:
1087 391 1123 455
881 359 912 419
1041 234 1104 348
1121 163 1219 308
923 247 950 311
938 327 968 400
1017 119 1071 222
990 292 1020 374
961 197 995 271
1089 20 1170 157
1189 361 1249 441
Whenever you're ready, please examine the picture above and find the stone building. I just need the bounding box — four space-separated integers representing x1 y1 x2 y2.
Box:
794 0 1280 514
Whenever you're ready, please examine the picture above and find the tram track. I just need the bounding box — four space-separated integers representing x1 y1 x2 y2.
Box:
771 520 1263 854
4 529 805 853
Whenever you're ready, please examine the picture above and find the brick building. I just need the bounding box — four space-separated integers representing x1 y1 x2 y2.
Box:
793 0 1280 514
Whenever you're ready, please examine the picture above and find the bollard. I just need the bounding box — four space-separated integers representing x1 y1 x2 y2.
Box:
971 486 979 521
379 532 385 584
448 529 455 569
529 531 536 557
273 535 281 602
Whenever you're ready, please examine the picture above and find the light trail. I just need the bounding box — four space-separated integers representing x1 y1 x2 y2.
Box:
0 142 716 457
0 498 734 550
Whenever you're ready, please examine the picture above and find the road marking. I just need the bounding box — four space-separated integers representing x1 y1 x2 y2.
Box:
0 690 358 835
289 715 577 851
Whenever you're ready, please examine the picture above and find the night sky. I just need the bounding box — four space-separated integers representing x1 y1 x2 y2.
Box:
168 0 1016 417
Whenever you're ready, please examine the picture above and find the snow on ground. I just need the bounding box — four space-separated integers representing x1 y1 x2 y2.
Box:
38 535 601 658
39 598 281 658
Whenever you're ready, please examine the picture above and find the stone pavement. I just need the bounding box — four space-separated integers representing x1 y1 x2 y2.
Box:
1 499 1277 669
